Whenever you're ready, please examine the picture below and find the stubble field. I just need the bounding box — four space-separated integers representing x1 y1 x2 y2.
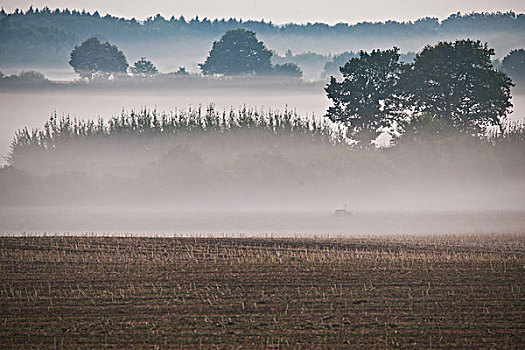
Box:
1 235 524 348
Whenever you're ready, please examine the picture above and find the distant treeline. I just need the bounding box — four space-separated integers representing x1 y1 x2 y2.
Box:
1 8 523 67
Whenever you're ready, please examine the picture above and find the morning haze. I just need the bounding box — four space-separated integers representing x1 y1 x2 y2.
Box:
1 4 525 233
1 2 525 348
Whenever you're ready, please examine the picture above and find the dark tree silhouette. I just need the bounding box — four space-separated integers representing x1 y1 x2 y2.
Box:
402 40 513 133
272 63 303 77
502 49 525 83
199 29 273 75
174 67 189 75
322 52 359 77
69 37 128 79
325 48 405 146
130 57 158 76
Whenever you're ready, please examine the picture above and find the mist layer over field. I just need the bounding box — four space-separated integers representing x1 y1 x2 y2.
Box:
1 99 524 235
1 73 524 236
1 208 524 236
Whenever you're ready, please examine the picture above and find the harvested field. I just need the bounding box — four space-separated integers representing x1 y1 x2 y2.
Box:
0 235 524 348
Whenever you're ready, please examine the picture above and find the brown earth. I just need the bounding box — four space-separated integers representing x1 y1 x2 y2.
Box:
0 235 524 348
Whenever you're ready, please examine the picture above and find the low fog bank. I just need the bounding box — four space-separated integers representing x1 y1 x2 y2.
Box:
2 107 524 215
1 207 524 236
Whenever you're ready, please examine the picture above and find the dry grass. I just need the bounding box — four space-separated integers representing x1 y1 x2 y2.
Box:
0 234 524 348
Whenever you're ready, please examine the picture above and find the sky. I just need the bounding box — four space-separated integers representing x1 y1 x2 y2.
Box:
1 0 524 24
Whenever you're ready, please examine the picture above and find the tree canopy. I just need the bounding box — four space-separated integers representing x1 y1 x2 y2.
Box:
325 48 405 146
502 49 525 83
271 63 303 77
69 37 128 79
402 40 513 133
130 57 158 76
326 40 513 144
199 29 273 75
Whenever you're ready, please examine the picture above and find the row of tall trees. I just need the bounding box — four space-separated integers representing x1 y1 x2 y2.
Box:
8 106 339 169
325 40 514 147
69 37 130 78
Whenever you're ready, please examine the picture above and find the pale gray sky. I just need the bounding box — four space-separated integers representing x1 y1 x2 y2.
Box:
1 0 524 24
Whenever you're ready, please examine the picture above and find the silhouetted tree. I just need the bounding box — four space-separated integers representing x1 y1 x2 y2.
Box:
199 29 273 75
394 112 457 145
130 57 158 76
322 52 358 77
501 49 525 83
402 40 513 133
325 48 405 146
0 70 49 85
69 37 128 79
174 67 189 75
272 63 303 77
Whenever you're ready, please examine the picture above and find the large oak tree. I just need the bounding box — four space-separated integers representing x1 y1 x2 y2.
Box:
326 40 513 144
402 40 513 133
199 29 273 76
69 37 128 79
325 48 405 146
502 49 525 83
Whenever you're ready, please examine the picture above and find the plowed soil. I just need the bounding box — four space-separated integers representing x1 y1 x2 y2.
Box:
1 235 524 348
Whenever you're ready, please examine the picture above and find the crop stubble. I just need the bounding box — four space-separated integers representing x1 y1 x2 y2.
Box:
0 235 523 348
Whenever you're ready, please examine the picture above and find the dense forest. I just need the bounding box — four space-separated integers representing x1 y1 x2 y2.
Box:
1 8 523 75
